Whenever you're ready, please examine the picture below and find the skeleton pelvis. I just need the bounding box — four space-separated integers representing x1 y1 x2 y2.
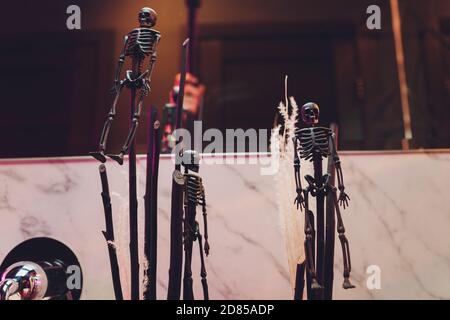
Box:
305 174 331 196
123 70 147 89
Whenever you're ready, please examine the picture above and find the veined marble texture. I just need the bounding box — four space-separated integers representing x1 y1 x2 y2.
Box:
0 151 449 300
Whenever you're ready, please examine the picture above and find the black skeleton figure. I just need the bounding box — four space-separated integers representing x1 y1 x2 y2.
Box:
91 8 161 164
180 150 210 300
293 102 354 297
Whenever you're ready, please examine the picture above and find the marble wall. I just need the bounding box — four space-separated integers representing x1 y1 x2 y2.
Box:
0 150 449 299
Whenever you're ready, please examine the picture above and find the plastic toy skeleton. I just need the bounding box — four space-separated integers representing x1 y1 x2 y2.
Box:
90 7 161 301
293 102 354 300
90 7 161 165
181 150 210 300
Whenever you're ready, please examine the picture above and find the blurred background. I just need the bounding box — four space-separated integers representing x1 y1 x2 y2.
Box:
0 0 448 158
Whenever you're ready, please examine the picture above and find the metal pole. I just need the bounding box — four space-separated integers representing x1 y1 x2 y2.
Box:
390 0 413 150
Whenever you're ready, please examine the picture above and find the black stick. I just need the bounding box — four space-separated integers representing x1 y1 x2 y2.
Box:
186 0 205 122
306 210 315 300
293 262 306 300
143 107 161 300
167 39 190 300
167 166 184 300
182 194 196 300
197 232 209 300
313 149 326 300
99 164 123 300
129 59 139 300
186 0 201 75
324 123 338 300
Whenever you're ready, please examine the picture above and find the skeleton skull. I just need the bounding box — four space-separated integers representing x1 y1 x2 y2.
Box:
301 102 320 125
139 7 157 28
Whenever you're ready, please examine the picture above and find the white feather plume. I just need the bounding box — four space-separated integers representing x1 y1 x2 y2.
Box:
271 77 305 293
111 191 131 300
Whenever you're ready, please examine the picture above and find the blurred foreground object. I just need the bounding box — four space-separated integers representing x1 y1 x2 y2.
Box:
0 238 82 300
1 261 70 300
161 73 205 153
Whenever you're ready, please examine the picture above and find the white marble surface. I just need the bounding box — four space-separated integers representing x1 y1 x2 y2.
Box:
0 151 449 300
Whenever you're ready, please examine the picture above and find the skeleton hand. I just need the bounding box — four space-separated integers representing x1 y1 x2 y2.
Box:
338 187 350 209
110 81 121 95
143 80 150 94
294 189 305 211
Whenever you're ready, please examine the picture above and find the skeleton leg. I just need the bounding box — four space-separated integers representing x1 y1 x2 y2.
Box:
182 236 194 300
201 188 210 256
303 189 321 291
107 89 146 165
90 85 123 163
109 48 156 164
90 36 128 163
197 228 209 300
182 199 195 300
332 187 355 289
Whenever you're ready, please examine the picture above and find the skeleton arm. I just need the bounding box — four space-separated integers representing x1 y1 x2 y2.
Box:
330 131 350 209
199 183 210 256
293 137 305 210
142 33 161 92
113 36 129 92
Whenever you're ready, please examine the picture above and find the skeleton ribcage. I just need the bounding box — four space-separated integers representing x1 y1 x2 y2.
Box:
295 127 331 161
185 174 205 206
126 28 160 57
